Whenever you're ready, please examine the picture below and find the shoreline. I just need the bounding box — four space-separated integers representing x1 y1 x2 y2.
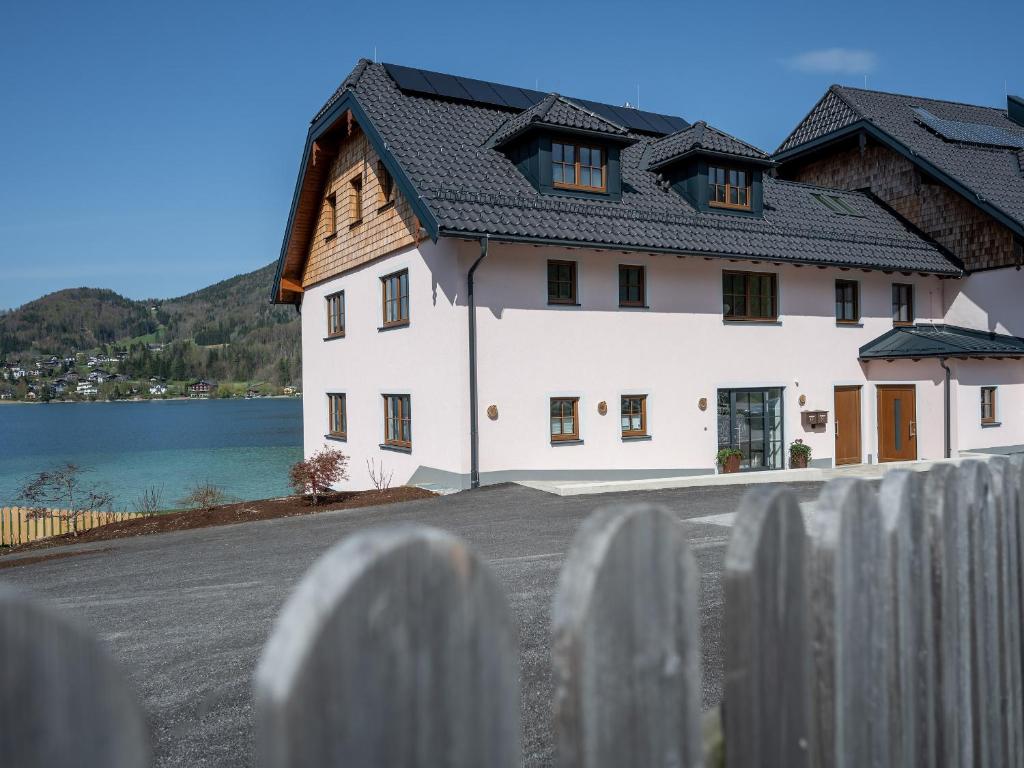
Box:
0 395 300 405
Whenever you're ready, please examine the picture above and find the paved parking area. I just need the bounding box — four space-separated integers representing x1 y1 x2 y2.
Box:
0 481 826 767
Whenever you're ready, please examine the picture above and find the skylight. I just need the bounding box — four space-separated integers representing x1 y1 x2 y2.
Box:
812 193 863 217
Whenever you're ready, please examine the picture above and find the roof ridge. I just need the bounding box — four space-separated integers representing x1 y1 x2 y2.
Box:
311 58 373 124
697 121 768 156
533 92 560 121
834 84 1007 113
555 95 628 133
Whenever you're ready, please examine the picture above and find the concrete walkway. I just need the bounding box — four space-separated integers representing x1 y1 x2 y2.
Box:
516 455 977 496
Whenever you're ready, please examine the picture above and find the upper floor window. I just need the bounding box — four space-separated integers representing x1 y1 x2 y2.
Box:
981 386 997 424
377 161 396 208
349 174 364 227
381 270 409 327
550 397 580 442
326 291 345 338
325 193 338 238
892 283 914 326
621 395 648 437
383 394 411 449
328 393 347 438
835 279 860 323
619 265 645 307
709 166 751 210
548 260 578 305
723 271 777 321
552 142 606 192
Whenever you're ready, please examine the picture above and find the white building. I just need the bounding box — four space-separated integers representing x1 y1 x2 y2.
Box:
272 62 1024 490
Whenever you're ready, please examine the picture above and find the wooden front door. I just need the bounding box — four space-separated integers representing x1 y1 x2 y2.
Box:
834 386 862 466
877 385 917 462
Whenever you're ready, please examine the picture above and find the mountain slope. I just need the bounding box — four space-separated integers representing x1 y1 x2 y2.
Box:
0 263 300 384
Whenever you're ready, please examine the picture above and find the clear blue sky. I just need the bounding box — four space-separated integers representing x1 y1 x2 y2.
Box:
1 0 1020 309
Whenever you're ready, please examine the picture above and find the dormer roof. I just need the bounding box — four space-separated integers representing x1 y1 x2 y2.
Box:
647 121 771 170
489 93 634 148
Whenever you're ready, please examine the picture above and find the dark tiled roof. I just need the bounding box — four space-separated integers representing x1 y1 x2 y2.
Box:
305 63 961 275
489 93 630 147
776 86 1024 234
647 121 770 169
859 324 1024 360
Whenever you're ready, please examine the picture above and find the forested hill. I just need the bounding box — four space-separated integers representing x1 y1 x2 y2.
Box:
0 262 300 385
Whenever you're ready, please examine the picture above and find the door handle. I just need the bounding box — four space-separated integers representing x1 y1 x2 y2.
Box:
909 421 916 438
835 419 839 437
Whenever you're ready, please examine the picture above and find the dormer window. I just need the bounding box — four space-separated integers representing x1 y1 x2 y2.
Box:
552 142 606 192
709 166 751 210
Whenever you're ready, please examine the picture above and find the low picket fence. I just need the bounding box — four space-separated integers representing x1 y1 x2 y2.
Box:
2 455 1024 766
0 507 141 547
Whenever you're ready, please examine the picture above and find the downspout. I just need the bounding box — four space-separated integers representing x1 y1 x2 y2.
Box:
939 357 951 459
468 237 489 489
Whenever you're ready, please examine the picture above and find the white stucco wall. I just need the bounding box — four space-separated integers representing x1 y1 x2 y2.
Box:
301 239 469 490
944 268 1024 336
300 237 1024 490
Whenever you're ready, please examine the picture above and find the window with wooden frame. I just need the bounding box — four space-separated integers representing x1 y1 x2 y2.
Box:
381 270 409 327
892 283 914 325
349 174 363 227
326 291 345 337
619 265 645 307
550 397 580 442
377 161 396 209
325 193 338 238
552 142 606 192
327 393 346 438
722 271 777 321
981 386 997 424
548 260 577 305
383 394 411 448
709 166 751 210
835 279 860 323
621 395 647 437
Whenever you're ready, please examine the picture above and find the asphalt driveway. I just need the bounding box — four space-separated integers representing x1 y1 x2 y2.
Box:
0 481 825 767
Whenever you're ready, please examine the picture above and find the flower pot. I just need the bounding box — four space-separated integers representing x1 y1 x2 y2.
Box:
790 453 808 469
720 454 741 474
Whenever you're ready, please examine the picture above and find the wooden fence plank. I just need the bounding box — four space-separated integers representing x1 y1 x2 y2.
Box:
0 584 150 767
253 524 521 768
959 460 1004 768
809 478 891 768
879 470 936 767
923 463 973 768
986 455 1024 767
723 486 810 768
552 503 702 768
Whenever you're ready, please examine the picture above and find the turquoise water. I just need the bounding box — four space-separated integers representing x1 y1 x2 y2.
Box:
0 399 303 510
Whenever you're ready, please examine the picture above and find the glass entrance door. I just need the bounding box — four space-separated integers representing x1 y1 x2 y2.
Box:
717 388 784 471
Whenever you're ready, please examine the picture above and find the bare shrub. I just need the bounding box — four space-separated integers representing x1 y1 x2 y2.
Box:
366 458 394 491
289 447 349 506
132 485 164 515
178 483 227 512
17 463 113 536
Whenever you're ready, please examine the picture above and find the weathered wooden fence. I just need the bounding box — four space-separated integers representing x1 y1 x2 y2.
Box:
3 455 1024 766
0 506 141 546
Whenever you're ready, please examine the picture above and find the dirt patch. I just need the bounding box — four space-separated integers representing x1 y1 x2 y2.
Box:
0 486 438 557
0 548 112 570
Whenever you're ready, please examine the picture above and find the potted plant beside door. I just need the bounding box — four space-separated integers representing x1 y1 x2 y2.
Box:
716 448 743 474
789 439 812 469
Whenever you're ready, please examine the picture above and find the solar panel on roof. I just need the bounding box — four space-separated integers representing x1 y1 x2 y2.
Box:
381 62 688 135
913 107 1024 149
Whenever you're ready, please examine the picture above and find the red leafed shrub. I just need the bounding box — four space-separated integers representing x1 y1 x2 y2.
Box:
289 447 350 506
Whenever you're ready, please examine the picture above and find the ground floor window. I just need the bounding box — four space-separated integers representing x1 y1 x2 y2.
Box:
328 393 346 437
717 388 784 470
981 386 997 424
383 394 411 448
621 395 647 437
550 397 579 441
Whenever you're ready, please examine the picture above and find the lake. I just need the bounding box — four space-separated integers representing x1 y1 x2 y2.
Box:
0 398 303 511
